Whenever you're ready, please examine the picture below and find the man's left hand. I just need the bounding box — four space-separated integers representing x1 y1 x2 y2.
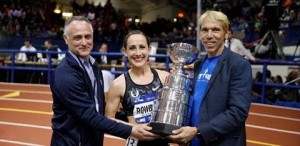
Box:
167 126 198 144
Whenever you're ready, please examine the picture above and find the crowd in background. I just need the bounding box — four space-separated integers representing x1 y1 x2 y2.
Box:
252 69 300 104
1 0 300 46
0 0 299 106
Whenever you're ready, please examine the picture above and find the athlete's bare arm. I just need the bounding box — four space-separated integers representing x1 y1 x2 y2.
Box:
105 75 126 119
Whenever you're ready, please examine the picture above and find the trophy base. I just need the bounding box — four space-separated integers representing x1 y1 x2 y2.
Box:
148 122 180 136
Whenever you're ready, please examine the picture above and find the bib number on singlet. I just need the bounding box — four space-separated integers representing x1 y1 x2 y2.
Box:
133 101 154 123
133 93 157 123
126 137 138 146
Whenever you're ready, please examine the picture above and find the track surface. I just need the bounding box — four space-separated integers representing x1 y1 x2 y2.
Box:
0 82 299 146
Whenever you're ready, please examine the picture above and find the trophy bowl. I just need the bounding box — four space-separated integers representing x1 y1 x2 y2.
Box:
149 43 199 135
168 43 199 65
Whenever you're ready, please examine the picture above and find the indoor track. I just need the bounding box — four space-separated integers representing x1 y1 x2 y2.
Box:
0 82 299 146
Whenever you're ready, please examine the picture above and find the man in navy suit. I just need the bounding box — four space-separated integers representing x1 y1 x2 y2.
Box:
50 16 158 146
168 10 252 146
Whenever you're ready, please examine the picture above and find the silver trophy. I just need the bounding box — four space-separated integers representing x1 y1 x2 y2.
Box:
149 43 199 135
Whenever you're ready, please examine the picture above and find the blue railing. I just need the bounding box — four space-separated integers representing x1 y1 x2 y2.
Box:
0 49 170 84
251 60 300 106
0 49 299 107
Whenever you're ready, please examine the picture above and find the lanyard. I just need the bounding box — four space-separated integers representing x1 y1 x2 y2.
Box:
77 56 99 112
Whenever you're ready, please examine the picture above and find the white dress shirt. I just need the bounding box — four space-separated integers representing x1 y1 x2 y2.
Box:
17 45 37 62
226 38 255 61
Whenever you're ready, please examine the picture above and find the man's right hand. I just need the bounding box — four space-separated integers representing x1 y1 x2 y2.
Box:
130 124 159 141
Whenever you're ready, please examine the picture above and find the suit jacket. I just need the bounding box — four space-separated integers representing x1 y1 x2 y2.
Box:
50 51 132 146
192 48 252 146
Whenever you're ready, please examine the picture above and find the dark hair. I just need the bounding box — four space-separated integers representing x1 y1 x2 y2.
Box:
275 75 283 83
25 38 31 43
123 30 150 49
46 39 52 45
267 69 272 78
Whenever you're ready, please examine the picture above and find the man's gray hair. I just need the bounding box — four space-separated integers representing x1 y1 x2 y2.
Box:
63 16 93 36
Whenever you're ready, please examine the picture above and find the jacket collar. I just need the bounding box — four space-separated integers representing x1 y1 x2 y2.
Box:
65 50 96 69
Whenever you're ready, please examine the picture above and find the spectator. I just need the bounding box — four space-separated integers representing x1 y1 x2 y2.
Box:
37 39 64 84
226 29 257 62
96 43 109 64
15 38 38 83
39 39 64 62
101 70 114 96
17 38 37 62
278 70 300 102
267 74 284 102
252 71 263 98
274 75 283 84
149 42 158 63
265 69 278 103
